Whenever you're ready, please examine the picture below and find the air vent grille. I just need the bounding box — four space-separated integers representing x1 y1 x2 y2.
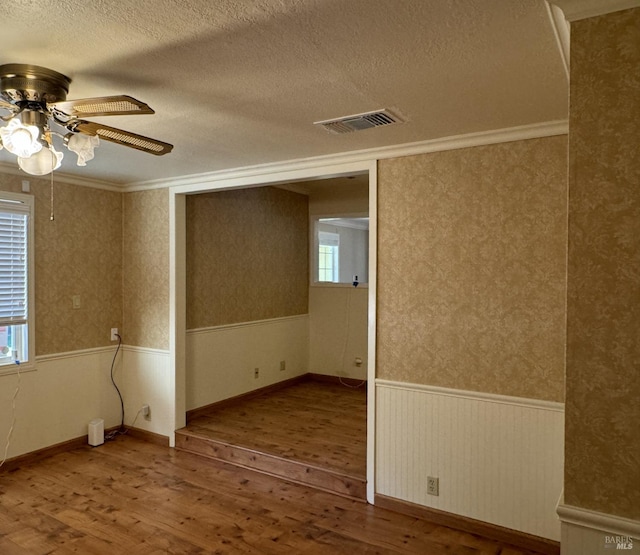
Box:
314 109 405 134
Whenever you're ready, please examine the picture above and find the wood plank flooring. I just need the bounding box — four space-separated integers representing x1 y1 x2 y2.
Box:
176 379 367 499
0 436 548 554
183 380 367 477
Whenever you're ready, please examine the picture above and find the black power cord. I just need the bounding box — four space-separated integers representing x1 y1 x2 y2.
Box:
105 333 125 440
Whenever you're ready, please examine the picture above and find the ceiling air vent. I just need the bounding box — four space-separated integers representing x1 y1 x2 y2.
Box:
314 109 405 134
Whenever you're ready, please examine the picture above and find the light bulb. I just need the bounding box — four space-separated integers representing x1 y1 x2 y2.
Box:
11 128 35 153
18 145 63 176
0 119 42 158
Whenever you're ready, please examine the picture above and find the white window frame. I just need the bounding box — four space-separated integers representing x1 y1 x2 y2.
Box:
317 231 340 282
311 213 369 287
0 191 35 375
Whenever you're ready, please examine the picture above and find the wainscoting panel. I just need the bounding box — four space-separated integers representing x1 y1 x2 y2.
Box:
309 286 368 380
186 315 309 411
376 380 564 540
121 346 172 438
0 348 122 460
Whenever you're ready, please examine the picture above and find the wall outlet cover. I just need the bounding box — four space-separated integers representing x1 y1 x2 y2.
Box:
427 476 439 496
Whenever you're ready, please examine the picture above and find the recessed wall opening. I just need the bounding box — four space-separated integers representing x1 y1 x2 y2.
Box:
171 164 376 502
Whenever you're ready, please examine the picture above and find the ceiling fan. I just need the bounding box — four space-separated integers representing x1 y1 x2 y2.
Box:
0 63 173 176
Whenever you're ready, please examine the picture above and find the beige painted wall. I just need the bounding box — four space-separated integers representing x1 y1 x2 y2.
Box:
377 136 567 402
0 175 122 355
565 8 640 520
186 186 308 329
307 178 369 379
186 315 309 410
307 177 368 216
308 286 368 379
123 188 170 350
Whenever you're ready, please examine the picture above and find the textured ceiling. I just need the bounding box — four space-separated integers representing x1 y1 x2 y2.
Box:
0 0 568 185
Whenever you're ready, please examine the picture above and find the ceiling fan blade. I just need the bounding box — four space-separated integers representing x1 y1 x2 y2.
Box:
70 120 173 156
0 97 15 112
51 95 155 117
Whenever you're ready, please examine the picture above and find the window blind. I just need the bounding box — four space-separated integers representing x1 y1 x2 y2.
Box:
0 207 28 326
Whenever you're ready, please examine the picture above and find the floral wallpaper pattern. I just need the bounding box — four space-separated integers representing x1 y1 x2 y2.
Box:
123 188 170 350
377 136 568 402
186 187 308 329
0 174 122 355
565 8 640 519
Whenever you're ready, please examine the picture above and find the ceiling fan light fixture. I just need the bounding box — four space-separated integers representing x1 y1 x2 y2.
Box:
0 118 42 158
0 63 173 176
65 133 99 166
18 143 63 176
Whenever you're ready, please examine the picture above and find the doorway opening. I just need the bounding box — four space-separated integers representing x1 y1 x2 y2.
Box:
169 159 377 502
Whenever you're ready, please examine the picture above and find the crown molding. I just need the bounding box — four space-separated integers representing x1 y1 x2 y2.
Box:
545 1 570 79
126 119 568 192
0 161 123 192
0 120 569 194
551 0 640 21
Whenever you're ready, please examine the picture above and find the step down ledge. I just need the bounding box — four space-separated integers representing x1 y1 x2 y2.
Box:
175 430 366 501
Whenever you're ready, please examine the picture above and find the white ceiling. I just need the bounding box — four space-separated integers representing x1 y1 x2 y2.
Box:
0 0 568 186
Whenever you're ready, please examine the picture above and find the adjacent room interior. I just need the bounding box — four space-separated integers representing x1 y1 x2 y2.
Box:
178 175 370 499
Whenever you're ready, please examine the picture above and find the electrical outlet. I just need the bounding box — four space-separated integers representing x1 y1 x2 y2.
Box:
110 328 119 341
142 404 150 419
254 367 259 379
280 360 286 371
427 476 439 496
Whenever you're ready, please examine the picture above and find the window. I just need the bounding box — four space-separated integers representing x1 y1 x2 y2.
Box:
318 231 340 282
313 216 368 285
0 192 33 370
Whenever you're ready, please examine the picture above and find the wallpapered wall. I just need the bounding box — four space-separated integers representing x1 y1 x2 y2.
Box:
0 175 122 355
377 136 567 402
186 186 308 329
565 8 640 519
123 188 170 350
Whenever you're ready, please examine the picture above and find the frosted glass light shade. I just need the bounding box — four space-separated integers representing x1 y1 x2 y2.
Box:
0 119 42 158
67 133 99 166
18 145 63 176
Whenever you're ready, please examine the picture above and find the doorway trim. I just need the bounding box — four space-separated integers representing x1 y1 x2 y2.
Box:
169 158 377 503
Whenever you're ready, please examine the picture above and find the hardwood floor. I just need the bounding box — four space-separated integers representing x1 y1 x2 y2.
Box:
0 436 548 554
182 379 367 477
176 379 368 499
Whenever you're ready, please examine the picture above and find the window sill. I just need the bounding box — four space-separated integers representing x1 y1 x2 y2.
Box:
310 282 369 289
0 362 36 377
